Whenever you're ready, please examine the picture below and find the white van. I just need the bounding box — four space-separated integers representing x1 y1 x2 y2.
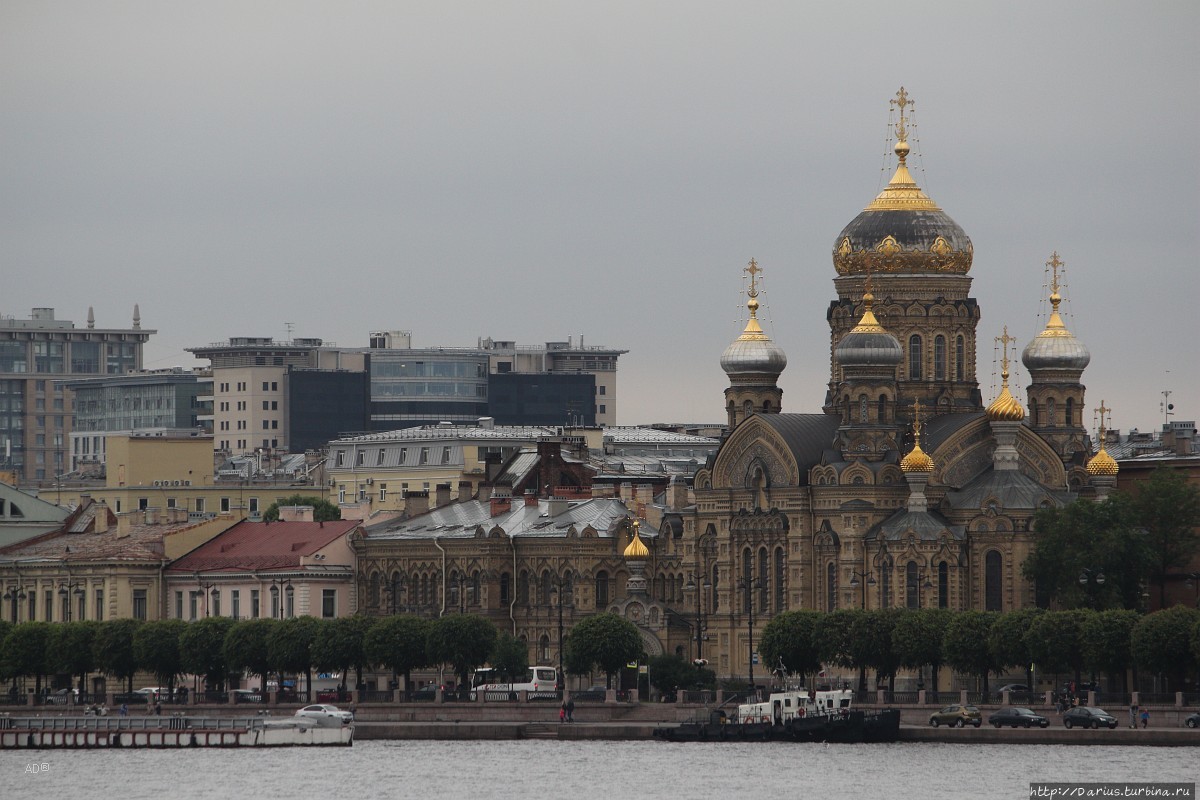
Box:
471 666 559 698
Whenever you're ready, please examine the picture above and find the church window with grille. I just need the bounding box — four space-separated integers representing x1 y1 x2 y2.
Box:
908 335 923 380
934 335 946 380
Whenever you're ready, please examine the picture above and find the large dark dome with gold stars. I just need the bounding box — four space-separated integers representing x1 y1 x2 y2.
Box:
832 89 973 277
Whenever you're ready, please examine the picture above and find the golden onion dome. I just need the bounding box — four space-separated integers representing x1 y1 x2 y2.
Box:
623 520 649 561
1087 447 1119 477
986 385 1026 422
900 442 934 473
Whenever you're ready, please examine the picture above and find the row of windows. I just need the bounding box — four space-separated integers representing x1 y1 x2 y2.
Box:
823 554 1004 611
906 334 966 382
4 586 145 622
368 570 614 611
335 445 453 468
216 439 278 451
173 588 337 620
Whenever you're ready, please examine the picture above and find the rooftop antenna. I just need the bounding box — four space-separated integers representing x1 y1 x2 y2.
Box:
1161 386 1174 427
285 321 295 341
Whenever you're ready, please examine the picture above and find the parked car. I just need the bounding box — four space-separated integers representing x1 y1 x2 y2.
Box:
1062 706 1118 729
929 704 982 728
570 686 609 702
994 683 1030 694
295 704 354 725
1183 712 1199 729
134 687 171 703
231 689 263 703
988 707 1050 728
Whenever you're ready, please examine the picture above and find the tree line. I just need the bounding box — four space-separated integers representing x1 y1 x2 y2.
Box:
758 605 1200 694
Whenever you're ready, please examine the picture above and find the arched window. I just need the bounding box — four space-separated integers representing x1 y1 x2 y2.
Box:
517 570 529 605
938 561 949 608
878 394 888 423
757 546 769 612
540 571 553 605
538 634 551 663
369 572 381 609
595 571 609 608
934 335 946 381
955 336 965 382
826 562 837 611
906 561 919 609
773 547 785 612
1029 399 1039 426
879 558 893 609
985 551 1003 611
1065 397 1074 427
859 394 869 423
908 335 923 380
471 571 481 607
1047 398 1056 427
743 399 752 419
499 572 511 603
711 564 720 614
742 548 753 613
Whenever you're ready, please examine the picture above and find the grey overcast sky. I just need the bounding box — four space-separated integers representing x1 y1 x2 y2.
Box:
2 1 1197 435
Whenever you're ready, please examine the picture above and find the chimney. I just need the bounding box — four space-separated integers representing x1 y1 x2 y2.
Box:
435 483 452 508
485 453 503 482
458 481 473 503
477 484 493 502
145 507 159 525
93 502 109 533
491 496 509 517
404 490 429 517
524 490 538 507
620 482 633 502
279 505 315 523
669 476 690 511
115 512 132 538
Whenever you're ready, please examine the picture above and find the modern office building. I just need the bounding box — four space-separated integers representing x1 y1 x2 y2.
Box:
62 368 210 473
0 307 153 484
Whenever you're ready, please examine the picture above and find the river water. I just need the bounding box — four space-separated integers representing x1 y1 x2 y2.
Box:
2 740 1196 800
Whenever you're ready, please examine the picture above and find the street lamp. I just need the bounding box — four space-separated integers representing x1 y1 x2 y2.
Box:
1079 568 1105 609
684 572 710 663
382 573 405 614
3 585 27 623
58 577 85 622
737 576 760 696
913 571 933 609
848 570 876 609
550 572 574 691
269 578 293 619
195 574 217 617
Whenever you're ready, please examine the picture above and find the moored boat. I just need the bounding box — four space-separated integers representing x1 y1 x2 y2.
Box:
653 684 900 743
0 714 353 749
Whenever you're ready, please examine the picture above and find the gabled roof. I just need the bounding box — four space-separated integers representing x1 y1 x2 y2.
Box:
944 468 1071 512
365 497 643 541
0 505 218 564
756 414 841 477
168 519 360 574
923 411 986 453
869 507 965 542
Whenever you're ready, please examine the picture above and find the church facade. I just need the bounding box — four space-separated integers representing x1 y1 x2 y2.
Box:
676 89 1116 682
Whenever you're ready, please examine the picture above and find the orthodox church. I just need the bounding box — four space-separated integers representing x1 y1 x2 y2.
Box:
681 88 1119 681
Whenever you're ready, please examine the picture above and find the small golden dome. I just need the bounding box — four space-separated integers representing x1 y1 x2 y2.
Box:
1087 447 1119 477
986 386 1026 421
623 520 649 560
900 442 934 473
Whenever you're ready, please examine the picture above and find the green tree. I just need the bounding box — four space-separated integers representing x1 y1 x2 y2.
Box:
132 619 186 695
363 615 430 697
988 608 1042 689
758 610 822 680
312 615 375 691
646 653 714 697
179 615 236 692
267 616 321 698
48 620 101 695
224 618 280 692
488 631 529 685
852 609 902 692
942 610 997 692
1131 605 1200 691
892 608 952 694
1023 497 1151 610
262 495 342 522
93 618 142 693
1080 609 1139 694
425 614 497 697
3 621 52 694
0 619 12 684
564 612 641 687
1127 467 1200 608
813 608 863 689
1025 609 1093 689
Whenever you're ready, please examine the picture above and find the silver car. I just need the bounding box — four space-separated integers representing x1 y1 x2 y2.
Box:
295 704 354 725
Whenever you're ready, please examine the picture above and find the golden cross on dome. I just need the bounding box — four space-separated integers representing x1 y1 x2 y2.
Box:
745 258 761 298
891 86 912 144
911 399 924 437
1095 400 1111 436
1047 251 1064 295
995 326 1017 377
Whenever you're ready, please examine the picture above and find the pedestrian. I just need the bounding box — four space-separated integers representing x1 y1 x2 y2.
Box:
119 703 128 717
154 700 162 716
1129 704 1138 729
566 697 575 723
559 702 567 723
1140 708 1149 728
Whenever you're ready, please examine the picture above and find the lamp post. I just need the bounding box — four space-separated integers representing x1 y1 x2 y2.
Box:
1078 568 1105 609
383 574 404 615
848 570 875 609
737 576 760 696
914 571 933 609
3 585 26 623
195 574 217 618
550 572 573 691
684 572 710 664
269 577 293 619
58 577 85 622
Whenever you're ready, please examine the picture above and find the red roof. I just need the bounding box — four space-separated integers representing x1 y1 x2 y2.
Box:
168 519 359 574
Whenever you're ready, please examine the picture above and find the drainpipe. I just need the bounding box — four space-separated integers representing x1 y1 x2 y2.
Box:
509 533 519 635
433 537 446 617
